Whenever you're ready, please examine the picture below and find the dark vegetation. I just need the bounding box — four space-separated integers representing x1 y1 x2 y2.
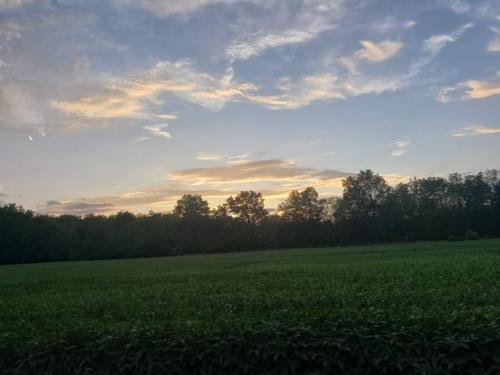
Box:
2 169 500 265
3 322 500 374
2 240 500 374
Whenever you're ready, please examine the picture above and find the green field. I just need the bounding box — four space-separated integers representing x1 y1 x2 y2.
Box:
2 239 500 373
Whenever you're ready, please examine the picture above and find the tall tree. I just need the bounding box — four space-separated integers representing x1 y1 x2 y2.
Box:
173 195 210 218
226 191 267 224
336 170 390 220
278 187 324 222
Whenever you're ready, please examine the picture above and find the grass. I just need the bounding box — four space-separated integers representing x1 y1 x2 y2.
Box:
2 239 500 373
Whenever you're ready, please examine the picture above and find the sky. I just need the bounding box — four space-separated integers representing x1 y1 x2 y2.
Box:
0 0 499 215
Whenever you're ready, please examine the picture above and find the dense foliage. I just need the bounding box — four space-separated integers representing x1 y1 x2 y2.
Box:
2 240 500 374
1 169 499 264
3 322 500 374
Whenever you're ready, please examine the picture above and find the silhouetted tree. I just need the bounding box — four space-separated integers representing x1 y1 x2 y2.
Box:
278 187 323 222
227 191 267 224
336 170 390 221
1 169 500 265
211 204 230 219
173 195 209 218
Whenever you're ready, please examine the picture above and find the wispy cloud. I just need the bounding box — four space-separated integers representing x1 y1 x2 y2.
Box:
112 0 263 17
0 0 254 16
143 124 171 139
340 40 403 74
257 24 472 110
226 0 343 61
453 125 500 137
52 93 145 120
131 136 150 143
196 152 227 161
43 200 115 215
196 152 250 163
373 18 416 33
390 140 411 157
169 159 352 185
53 61 258 121
227 24 332 61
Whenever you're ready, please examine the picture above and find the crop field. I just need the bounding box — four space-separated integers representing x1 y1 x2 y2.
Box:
2 239 500 374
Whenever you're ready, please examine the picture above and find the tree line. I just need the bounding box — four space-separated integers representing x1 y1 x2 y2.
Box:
1 169 500 264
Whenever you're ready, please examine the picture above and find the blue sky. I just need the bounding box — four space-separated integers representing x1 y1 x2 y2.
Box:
0 0 499 215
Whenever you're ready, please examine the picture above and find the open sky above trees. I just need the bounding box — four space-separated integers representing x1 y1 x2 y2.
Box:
0 0 499 215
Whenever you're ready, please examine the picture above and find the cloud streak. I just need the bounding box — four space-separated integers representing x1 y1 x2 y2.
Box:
143 124 171 139
169 159 352 185
38 159 356 215
226 0 343 61
453 125 500 137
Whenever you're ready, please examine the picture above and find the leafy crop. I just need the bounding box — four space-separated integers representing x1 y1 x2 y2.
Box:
1 239 500 373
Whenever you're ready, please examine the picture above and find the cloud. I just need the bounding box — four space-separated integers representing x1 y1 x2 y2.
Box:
487 26 500 52
263 23 472 110
246 71 408 110
53 61 258 122
391 149 406 157
226 0 343 61
43 200 114 215
453 125 500 137
0 0 252 16
340 40 403 74
354 40 403 62
196 152 227 161
392 140 411 148
143 124 171 139
0 1 483 139
462 78 500 99
39 159 352 215
438 0 470 14
373 18 416 33
53 55 414 116
434 73 500 102
195 152 250 163
131 136 150 143
0 0 30 11
112 0 255 17
0 12 140 134
246 73 349 109
227 25 333 61
169 159 352 185
422 22 473 55
488 38 500 52
52 92 144 120
434 85 457 103
0 84 53 134
390 140 411 157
